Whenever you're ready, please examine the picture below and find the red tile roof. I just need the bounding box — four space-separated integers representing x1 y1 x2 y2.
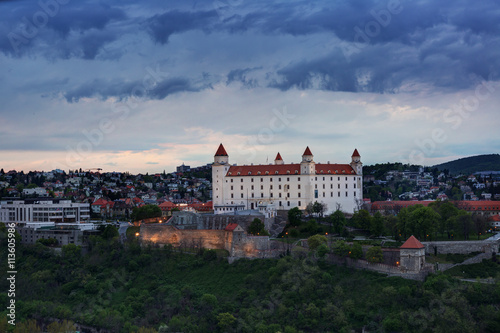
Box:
215 143 228 156
352 149 360 157
275 152 283 161
489 215 500 222
303 146 313 156
226 163 356 176
371 200 432 210
400 235 424 249
224 223 240 231
457 201 500 211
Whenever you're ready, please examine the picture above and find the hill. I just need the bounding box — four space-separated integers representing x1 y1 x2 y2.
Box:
433 154 500 175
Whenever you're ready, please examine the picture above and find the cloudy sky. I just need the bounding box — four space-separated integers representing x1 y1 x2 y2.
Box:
1 0 499 173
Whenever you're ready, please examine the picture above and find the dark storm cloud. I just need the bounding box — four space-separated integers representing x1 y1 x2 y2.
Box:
64 77 205 103
226 67 261 88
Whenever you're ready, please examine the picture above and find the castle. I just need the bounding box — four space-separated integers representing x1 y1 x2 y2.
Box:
212 144 363 214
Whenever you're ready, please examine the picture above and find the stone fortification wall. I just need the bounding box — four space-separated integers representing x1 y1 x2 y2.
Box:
170 211 266 231
140 224 226 250
423 240 499 254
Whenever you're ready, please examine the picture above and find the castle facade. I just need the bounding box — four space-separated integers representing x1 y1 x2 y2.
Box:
212 144 363 214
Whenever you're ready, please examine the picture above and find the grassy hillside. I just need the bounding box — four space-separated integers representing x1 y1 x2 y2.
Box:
434 154 500 174
1 232 500 332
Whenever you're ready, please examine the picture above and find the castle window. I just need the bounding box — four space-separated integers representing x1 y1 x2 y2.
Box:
287 201 290 207
261 185 263 190
346 192 348 197
231 186 233 190
270 178 273 182
231 179 233 182
298 184 301 189
323 184 325 189
338 192 341 197
231 193 234 198
345 184 348 189
279 193 282 198
331 192 333 197
330 177 333 181
241 193 244 198
278 178 281 182
315 177 317 181
298 201 301 206
287 193 290 198
323 177 325 181
287 177 290 181
261 193 264 198
354 192 356 197
228 172 232 175
251 178 254 182
251 185 254 190
270 193 273 198
323 192 325 197
298 177 300 181
241 179 243 182
354 184 356 189
331 184 333 189
338 184 340 189
279 185 282 190
279 201 282 206
251 193 254 198
315 184 317 189
260 178 263 182
241 186 243 190
338 177 340 181
270 185 273 190
298 192 301 198
328 170 331 174
345 177 348 181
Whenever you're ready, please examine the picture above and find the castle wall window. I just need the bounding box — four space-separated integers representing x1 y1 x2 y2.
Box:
241 179 243 182
323 184 325 189
287 193 290 198
270 193 273 198
354 192 356 197
315 190 318 198
323 192 325 197
345 184 348 189
315 177 317 181
331 192 333 197
279 185 282 190
298 192 301 198
231 179 233 183
331 184 333 189
251 185 254 190
330 177 333 181
323 177 325 181
298 201 301 206
251 193 254 198
287 201 290 207
241 193 244 198
338 184 340 189
346 192 348 197
261 185 263 190
270 185 273 190
287 177 290 181
231 193 234 198
260 178 263 182
354 184 356 188
261 193 264 198
270 178 273 182
338 192 341 197
298 177 300 181
279 193 282 198
251 178 254 182
241 186 243 190
298 184 301 189
231 186 233 190
315 184 317 189
345 177 348 181
279 178 281 181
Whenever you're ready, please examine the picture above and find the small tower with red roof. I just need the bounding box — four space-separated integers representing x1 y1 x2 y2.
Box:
300 146 315 175
214 143 229 165
350 148 362 175
274 153 284 165
399 235 426 272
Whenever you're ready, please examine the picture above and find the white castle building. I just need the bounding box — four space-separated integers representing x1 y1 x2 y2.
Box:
212 144 363 214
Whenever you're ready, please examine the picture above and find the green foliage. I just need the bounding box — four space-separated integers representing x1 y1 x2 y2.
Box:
329 209 346 235
131 204 162 221
307 234 327 250
37 237 58 246
247 218 269 236
287 207 302 226
333 240 350 257
434 153 500 174
349 243 363 259
101 225 119 239
351 209 372 230
6 233 500 333
366 246 383 263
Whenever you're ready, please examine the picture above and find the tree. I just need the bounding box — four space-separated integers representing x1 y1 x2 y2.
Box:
472 214 488 239
333 240 350 257
217 312 236 332
370 212 384 236
349 242 363 259
455 211 473 240
351 209 372 230
101 225 119 239
366 246 383 263
247 218 269 236
307 234 327 250
131 204 162 221
288 207 302 226
46 320 77 333
407 206 439 240
330 209 346 235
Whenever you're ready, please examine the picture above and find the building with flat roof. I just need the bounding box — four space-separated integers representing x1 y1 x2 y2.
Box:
0 198 90 224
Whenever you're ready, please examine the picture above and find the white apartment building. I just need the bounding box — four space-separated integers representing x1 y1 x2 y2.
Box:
212 144 363 214
0 198 90 223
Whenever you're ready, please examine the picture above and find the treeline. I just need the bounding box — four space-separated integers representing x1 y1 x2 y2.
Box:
1 224 499 332
434 154 500 174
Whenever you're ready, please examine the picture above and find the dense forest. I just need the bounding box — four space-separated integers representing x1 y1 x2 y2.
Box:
433 154 500 175
1 225 499 333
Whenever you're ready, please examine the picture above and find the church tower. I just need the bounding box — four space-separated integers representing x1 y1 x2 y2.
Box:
300 146 315 175
350 149 362 175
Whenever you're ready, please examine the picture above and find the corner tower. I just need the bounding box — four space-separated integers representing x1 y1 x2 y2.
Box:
274 153 284 165
212 144 230 208
350 149 362 175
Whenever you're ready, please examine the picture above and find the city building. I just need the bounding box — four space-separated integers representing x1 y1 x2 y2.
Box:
212 144 363 214
0 198 90 223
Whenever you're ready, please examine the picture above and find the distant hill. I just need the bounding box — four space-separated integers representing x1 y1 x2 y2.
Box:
433 154 500 175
